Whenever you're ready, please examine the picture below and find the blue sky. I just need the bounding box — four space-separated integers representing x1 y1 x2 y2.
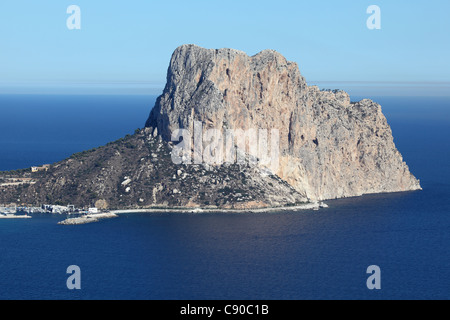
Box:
0 0 449 95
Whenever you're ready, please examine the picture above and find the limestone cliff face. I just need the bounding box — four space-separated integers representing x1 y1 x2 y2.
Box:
146 44 421 201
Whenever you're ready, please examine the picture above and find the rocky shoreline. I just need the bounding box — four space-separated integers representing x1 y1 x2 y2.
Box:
111 201 328 214
57 201 328 225
58 212 118 225
0 215 32 219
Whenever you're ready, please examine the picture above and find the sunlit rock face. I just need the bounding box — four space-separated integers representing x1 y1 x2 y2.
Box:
146 44 421 201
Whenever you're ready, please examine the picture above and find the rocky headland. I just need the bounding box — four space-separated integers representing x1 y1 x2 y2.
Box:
0 44 421 210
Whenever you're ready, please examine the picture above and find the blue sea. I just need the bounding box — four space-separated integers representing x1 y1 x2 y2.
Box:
0 94 449 300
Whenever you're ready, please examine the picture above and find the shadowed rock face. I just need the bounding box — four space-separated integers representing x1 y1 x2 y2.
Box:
0 131 307 209
147 44 421 201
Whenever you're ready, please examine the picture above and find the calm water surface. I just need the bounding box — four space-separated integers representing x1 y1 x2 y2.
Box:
0 95 449 299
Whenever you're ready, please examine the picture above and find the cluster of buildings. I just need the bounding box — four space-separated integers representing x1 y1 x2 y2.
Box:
1 204 100 215
31 164 51 173
41 205 99 214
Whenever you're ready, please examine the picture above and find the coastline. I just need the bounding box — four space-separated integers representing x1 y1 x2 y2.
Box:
55 202 328 225
57 212 118 225
0 215 32 219
110 202 327 215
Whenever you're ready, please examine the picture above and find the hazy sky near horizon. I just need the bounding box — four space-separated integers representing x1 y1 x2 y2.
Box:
1 0 449 95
